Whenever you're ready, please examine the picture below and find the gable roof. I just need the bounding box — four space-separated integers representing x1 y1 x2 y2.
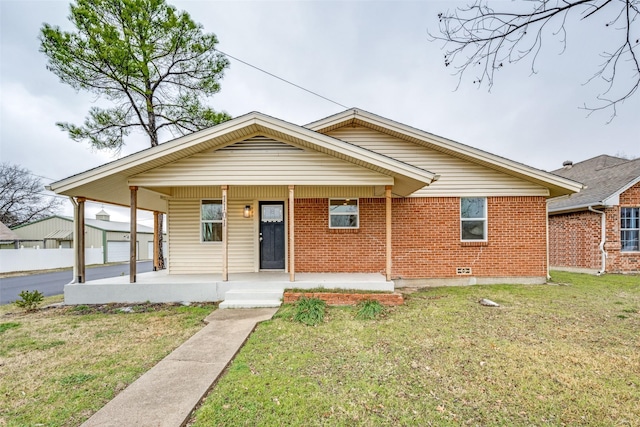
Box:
548 155 640 213
306 108 584 198
0 221 19 242
47 111 439 208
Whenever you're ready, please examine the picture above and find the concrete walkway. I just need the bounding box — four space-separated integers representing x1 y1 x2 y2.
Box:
81 307 278 427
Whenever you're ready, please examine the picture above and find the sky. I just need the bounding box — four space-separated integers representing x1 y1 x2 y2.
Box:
1 0 639 224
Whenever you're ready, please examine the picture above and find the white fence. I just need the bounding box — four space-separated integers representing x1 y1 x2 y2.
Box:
0 247 104 273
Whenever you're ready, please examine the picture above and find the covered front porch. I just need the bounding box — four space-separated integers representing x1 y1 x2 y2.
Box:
63 270 394 308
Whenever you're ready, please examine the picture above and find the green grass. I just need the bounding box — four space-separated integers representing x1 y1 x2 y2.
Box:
191 272 640 426
293 297 326 326
0 296 215 426
355 299 386 320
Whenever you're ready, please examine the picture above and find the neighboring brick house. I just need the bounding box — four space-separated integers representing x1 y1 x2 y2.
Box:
548 155 640 274
47 109 583 305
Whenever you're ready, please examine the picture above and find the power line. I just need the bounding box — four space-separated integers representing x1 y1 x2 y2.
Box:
215 49 349 110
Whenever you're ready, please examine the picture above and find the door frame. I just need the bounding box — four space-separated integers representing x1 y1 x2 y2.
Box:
257 200 287 271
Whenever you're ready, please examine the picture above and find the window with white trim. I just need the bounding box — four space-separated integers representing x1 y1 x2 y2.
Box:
329 198 359 228
461 197 487 241
201 200 223 242
621 207 639 251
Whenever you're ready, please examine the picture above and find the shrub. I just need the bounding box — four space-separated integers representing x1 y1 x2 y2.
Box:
355 299 385 320
14 290 44 312
293 297 326 326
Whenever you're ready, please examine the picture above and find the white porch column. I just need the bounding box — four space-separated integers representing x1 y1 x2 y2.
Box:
75 197 86 283
288 185 295 282
130 186 137 283
153 211 160 271
385 185 392 281
222 185 228 282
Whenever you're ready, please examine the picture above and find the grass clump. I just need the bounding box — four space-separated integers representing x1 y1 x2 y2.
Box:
293 297 326 326
14 290 44 312
355 299 385 320
0 322 21 333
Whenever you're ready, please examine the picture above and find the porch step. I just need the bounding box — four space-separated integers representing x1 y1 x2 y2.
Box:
219 288 284 309
219 299 282 309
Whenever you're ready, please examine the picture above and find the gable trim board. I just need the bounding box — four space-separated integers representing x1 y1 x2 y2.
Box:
47 112 439 208
46 108 586 303
306 109 583 198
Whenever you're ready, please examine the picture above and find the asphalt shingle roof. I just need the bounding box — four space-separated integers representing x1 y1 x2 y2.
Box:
548 155 640 212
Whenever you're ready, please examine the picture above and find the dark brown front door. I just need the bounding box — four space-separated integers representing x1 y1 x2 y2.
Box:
259 202 285 269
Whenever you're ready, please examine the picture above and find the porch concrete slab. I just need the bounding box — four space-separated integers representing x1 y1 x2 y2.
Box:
66 271 393 306
81 307 278 427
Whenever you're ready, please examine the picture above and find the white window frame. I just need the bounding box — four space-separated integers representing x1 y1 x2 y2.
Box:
329 198 359 229
201 199 223 243
460 197 487 241
620 207 640 252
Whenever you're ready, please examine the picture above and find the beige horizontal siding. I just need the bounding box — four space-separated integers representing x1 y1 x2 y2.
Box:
130 139 392 187
326 126 549 197
167 199 255 274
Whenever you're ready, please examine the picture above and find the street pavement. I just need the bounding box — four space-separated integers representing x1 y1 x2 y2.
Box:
0 261 153 305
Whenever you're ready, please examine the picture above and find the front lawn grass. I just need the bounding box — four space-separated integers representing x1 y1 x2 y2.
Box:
0 296 215 426
191 271 639 426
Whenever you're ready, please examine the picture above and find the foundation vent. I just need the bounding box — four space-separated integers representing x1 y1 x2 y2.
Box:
456 267 472 275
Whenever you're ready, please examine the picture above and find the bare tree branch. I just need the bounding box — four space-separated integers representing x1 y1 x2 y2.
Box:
431 0 640 121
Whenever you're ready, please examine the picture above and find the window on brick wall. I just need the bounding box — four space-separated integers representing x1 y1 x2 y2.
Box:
461 197 487 241
201 200 223 242
329 198 359 228
621 207 639 251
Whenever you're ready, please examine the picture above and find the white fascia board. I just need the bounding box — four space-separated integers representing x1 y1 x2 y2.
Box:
48 114 264 194
309 109 584 195
49 111 436 195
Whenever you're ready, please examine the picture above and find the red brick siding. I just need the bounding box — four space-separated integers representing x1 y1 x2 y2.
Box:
392 197 547 278
293 196 547 278
549 211 602 269
548 181 640 273
620 181 640 205
609 182 640 272
293 198 386 273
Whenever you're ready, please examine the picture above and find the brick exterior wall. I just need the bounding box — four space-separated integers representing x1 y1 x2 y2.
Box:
293 198 386 274
549 211 602 270
293 196 548 279
608 182 640 272
549 181 640 273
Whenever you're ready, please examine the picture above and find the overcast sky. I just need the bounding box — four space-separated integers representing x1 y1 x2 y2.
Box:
1 0 639 223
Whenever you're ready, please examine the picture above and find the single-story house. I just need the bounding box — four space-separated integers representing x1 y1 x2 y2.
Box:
47 109 583 307
10 210 163 263
548 155 640 274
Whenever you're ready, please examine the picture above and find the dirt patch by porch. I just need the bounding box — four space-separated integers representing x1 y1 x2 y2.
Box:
283 291 404 306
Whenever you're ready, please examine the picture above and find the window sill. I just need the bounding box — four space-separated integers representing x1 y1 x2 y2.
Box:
328 228 360 234
461 241 488 247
